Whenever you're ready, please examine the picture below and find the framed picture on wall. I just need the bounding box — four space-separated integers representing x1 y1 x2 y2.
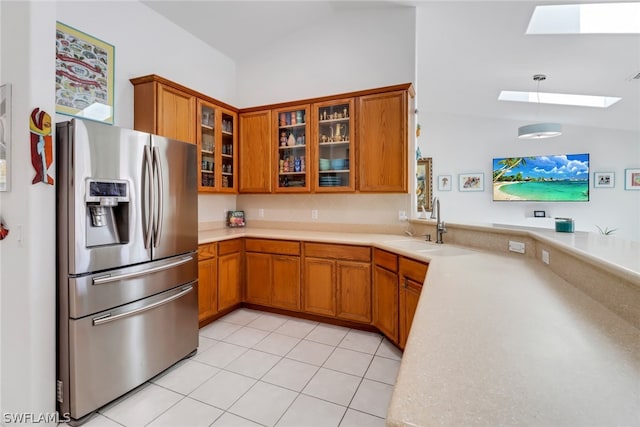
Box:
55 22 115 124
437 174 452 191
624 168 640 190
459 173 484 192
594 172 615 188
416 158 433 212
0 83 11 192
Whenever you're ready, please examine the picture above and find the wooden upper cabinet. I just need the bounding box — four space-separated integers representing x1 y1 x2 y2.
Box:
357 90 410 192
239 110 272 193
197 100 238 193
131 75 196 144
311 98 355 192
273 104 311 193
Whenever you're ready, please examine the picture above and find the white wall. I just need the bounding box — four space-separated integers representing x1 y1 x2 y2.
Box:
236 5 416 107
1 1 57 419
418 112 640 240
57 1 238 128
57 1 240 224
0 1 237 419
236 5 417 226
414 4 640 242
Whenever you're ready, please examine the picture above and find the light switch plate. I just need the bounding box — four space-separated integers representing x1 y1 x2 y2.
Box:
508 240 526 254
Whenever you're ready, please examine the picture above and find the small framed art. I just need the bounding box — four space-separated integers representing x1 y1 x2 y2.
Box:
459 173 484 192
438 175 452 191
594 172 615 188
55 22 115 124
624 168 640 190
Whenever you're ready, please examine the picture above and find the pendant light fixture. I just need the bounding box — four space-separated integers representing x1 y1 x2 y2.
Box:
518 74 562 139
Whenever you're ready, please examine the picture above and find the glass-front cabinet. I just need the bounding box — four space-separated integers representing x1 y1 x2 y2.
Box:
273 105 310 192
312 98 355 192
197 100 237 193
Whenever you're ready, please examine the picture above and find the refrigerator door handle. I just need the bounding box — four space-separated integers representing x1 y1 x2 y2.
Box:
152 146 164 247
92 285 194 326
143 146 153 249
91 255 194 285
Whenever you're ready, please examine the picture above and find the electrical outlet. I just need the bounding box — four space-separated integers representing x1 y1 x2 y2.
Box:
311 209 318 220
258 208 264 218
398 210 407 221
508 240 525 254
542 249 550 265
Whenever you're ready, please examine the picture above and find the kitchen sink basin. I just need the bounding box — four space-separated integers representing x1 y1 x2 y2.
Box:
382 239 473 256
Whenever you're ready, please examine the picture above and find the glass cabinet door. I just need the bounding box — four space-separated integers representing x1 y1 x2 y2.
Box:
220 110 236 192
274 105 310 192
312 98 355 192
198 101 216 192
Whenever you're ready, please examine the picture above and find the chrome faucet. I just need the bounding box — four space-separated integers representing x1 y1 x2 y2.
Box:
432 197 447 244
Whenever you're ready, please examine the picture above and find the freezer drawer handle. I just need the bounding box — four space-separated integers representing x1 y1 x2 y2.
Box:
92 285 194 326
92 256 193 285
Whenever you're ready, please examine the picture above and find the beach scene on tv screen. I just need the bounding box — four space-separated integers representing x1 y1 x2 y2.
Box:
493 154 590 201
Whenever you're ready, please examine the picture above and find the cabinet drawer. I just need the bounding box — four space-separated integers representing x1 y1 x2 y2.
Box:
198 243 217 260
374 248 398 272
245 239 300 256
218 238 242 255
304 243 371 262
399 257 428 284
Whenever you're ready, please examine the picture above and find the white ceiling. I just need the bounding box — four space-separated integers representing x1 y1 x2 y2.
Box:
143 0 640 132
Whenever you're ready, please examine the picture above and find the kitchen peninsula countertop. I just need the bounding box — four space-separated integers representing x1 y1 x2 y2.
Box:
198 225 640 426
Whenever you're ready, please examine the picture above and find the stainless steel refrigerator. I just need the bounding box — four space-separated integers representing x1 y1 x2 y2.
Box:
56 118 198 423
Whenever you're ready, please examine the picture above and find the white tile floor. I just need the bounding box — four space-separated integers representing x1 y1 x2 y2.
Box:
84 308 403 427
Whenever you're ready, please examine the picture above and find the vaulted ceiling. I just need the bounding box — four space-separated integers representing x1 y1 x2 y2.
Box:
143 1 640 132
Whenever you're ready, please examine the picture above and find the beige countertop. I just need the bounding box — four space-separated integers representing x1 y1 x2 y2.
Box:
198 225 640 426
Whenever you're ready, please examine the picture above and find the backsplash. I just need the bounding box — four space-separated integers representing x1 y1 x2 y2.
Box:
238 193 411 226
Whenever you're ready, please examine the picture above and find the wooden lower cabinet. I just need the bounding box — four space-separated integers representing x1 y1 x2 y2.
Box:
245 239 301 311
198 243 217 324
271 255 301 310
303 257 336 316
302 243 372 322
399 277 422 349
373 264 399 342
217 239 243 311
337 261 372 323
398 256 428 349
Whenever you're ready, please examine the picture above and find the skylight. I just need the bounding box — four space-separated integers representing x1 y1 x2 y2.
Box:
498 91 621 108
527 3 640 34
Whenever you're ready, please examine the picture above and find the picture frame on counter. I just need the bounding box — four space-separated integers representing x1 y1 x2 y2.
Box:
459 173 484 192
624 168 640 191
437 174 452 191
594 172 615 188
55 22 115 125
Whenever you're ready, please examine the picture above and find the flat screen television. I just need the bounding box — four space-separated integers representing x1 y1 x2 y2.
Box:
492 153 589 201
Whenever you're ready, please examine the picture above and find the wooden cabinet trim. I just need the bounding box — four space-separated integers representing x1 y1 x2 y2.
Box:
240 83 414 114
303 242 371 262
218 238 243 256
130 74 238 113
374 248 398 272
198 243 217 260
245 238 300 256
399 257 429 284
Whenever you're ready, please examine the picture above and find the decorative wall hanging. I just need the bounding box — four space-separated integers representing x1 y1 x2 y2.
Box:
416 157 433 212
459 173 484 192
624 168 640 190
593 172 615 188
55 22 115 124
30 108 54 185
0 83 11 192
438 175 452 191
0 220 8 241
